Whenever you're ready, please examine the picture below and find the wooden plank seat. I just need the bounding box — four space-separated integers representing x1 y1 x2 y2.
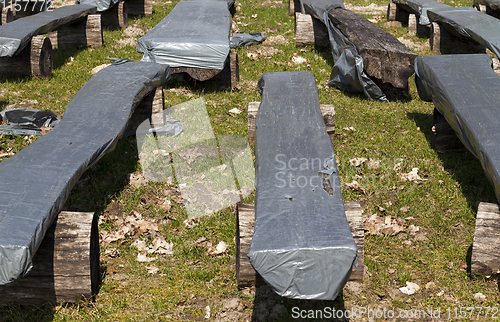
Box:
474 0 500 20
247 71 357 300
137 0 239 89
0 59 169 286
0 5 102 78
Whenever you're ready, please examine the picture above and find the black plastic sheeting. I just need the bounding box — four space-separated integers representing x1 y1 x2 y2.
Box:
427 7 500 58
0 4 97 57
77 0 121 12
474 0 500 11
0 59 170 285
0 108 60 136
391 0 451 25
137 0 231 70
248 71 357 300
229 33 266 48
300 0 388 102
415 54 500 202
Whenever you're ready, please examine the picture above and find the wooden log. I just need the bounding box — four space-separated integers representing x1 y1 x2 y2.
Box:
0 211 99 305
295 12 329 47
289 0 301 16
475 3 500 19
0 35 52 78
126 86 164 132
47 14 103 49
387 2 409 23
329 8 417 89
1 6 14 25
126 0 152 16
430 22 486 54
247 101 335 146
235 201 365 288
408 13 430 37
471 202 500 277
431 108 465 153
101 1 128 30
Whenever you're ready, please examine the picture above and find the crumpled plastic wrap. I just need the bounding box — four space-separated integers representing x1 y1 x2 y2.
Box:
0 108 60 136
0 59 170 285
229 33 266 48
137 0 231 70
248 71 357 300
427 6 500 58
391 0 451 25
300 0 388 102
0 5 97 57
77 0 121 12
414 53 500 202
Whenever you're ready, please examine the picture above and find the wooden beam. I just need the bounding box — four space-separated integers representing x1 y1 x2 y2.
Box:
247 101 335 146
0 211 99 305
472 202 500 277
235 201 365 288
294 12 329 47
48 14 103 49
0 35 52 78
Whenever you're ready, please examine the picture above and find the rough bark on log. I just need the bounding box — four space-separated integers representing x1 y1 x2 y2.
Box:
247 101 335 145
126 0 152 16
235 201 364 288
1 6 14 25
329 8 417 89
431 108 466 153
101 1 128 30
295 12 329 47
0 211 99 305
471 202 500 277
0 35 52 78
47 14 103 49
126 86 164 132
430 22 486 54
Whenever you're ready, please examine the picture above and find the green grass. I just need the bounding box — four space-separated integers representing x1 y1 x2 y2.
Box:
1 0 500 320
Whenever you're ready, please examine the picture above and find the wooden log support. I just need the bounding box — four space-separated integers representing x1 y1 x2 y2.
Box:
329 8 417 90
47 14 103 49
430 22 486 54
471 202 500 277
235 201 365 288
101 1 128 30
475 3 500 19
289 0 301 16
431 108 465 153
407 13 430 37
126 86 164 132
0 35 52 78
126 0 152 16
0 211 99 305
387 2 410 23
247 101 335 146
294 12 329 47
1 6 14 25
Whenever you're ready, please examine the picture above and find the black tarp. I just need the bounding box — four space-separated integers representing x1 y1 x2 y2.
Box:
474 0 500 10
77 0 121 12
391 0 451 25
248 71 357 300
0 59 170 285
415 54 500 202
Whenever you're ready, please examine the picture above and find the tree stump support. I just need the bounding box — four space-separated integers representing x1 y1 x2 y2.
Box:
0 211 99 305
471 202 500 277
289 0 301 16
430 108 466 153
101 1 128 30
430 22 486 54
387 2 410 23
0 6 14 25
126 0 152 16
0 35 52 78
126 86 165 132
294 12 329 47
47 14 103 49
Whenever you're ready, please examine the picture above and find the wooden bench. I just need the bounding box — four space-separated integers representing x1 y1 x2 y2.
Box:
415 54 500 277
77 0 128 30
0 5 102 78
474 0 500 20
246 71 358 300
0 60 169 293
137 0 239 89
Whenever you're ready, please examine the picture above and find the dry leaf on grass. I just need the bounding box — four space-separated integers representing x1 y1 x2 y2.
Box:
349 157 368 167
149 236 174 255
137 254 157 262
398 167 427 183
206 241 228 256
399 281 420 295
363 214 407 236
147 265 159 274
344 180 368 195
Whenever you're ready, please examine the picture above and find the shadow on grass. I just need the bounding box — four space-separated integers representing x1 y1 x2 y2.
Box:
52 46 86 71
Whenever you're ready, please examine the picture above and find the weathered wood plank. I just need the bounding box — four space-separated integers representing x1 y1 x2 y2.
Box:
0 211 99 305
294 12 329 47
235 201 365 288
247 101 335 146
0 35 52 78
328 8 417 89
471 202 500 277
431 108 466 153
47 14 103 49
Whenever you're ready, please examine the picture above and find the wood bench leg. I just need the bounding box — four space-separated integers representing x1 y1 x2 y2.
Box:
430 22 486 54
294 12 329 47
0 35 52 79
48 14 103 49
235 201 365 288
408 14 430 37
126 0 152 17
471 202 500 277
126 86 164 132
0 211 99 305
247 102 335 146
387 3 409 23
101 1 128 30
431 108 466 153
212 52 239 90
0 6 13 25
289 0 301 16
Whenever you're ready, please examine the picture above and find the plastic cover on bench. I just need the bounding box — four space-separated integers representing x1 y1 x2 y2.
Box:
77 0 121 12
0 4 97 57
300 0 388 102
415 54 500 202
427 7 500 58
0 59 170 285
391 0 451 25
248 71 357 300
137 0 231 70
